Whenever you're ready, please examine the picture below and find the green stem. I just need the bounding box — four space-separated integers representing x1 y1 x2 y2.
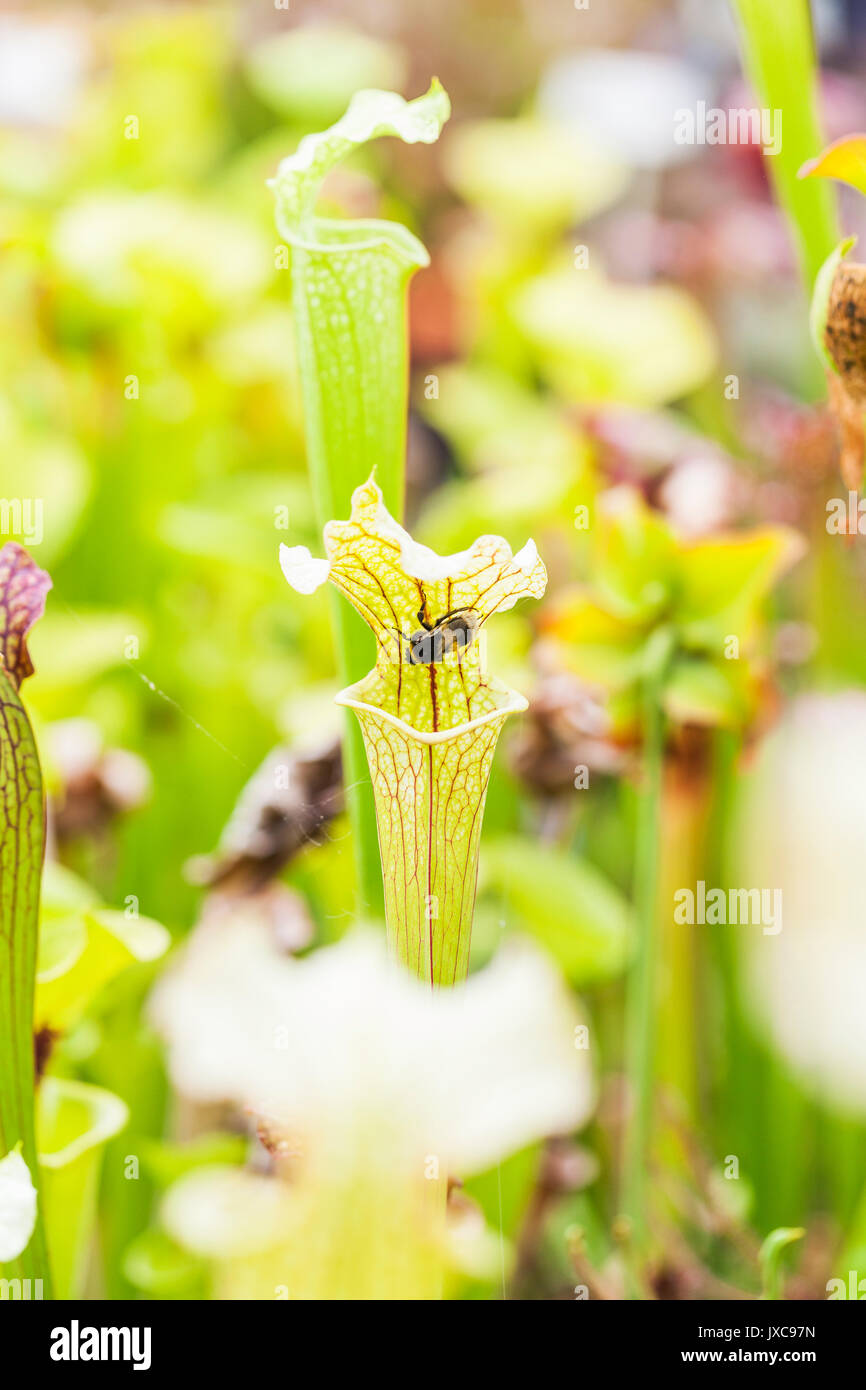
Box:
0 672 52 1294
733 0 838 290
621 676 665 1273
290 251 407 916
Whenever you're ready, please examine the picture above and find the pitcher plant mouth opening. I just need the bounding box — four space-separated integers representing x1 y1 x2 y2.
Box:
334 677 529 744
280 473 546 984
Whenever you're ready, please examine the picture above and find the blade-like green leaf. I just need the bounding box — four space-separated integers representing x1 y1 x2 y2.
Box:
733 0 839 288
759 1225 805 1299
481 837 633 985
0 678 50 1288
0 545 52 1292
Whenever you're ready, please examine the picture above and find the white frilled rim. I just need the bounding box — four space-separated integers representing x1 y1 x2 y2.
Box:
279 544 332 594
334 678 528 745
279 528 540 597
370 500 541 589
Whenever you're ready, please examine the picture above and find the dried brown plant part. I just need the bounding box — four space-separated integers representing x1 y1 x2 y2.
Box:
186 740 343 893
255 1115 306 1181
824 262 866 405
510 671 626 801
198 880 315 957
33 1026 59 1082
821 259 866 493
49 720 151 841
826 368 866 495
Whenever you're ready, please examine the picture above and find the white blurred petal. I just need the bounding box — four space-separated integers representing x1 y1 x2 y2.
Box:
152 924 592 1174
370 498 475 581
428 943 593 1173
279 544 331 594
539 51 711 170
0 1147 37 1262
162 1167 293 1259
0 20 87 128
512 538 540 576
738 693 866 1111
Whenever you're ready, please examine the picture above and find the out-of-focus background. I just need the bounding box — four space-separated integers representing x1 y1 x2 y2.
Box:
5 0 866 1300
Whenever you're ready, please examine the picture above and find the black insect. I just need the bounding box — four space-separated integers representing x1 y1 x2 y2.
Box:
390 607 481 665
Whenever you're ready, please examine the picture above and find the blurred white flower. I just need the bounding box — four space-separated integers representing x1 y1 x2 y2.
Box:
539 51 711 170
659 456 740 538
0 20 87 128
153 920 590 1174
151 921 592 1297
0 1146 37 1263
737 692 866 1111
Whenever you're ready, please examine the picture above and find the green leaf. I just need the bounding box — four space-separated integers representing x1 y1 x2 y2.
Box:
54 193 271 311
759 1225 804 1300
513 264 717 408
0 431 90 569
0 545 52 1290
463 1143 542 1244
481 837 633 985
27 609 148 702
540 591 646 690
595 490 678 623
122 1227 208 1300
36 907 170 1033
444 117 628 233
270 79 449 254
37 1077 128 1299
662 658 748 729
41 861 100 917
732 0 839 288
415 364 551 462
676 528 804 647
839 1176 866 1282
245 27 405 126
138 1133 248 1189
36 915 88 984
